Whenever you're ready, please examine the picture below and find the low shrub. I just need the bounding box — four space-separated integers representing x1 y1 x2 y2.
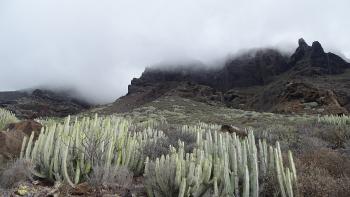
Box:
161 125 197 153
254 124 299 151
142 137 171 160
87 166 133 191
142 124 197 160
298 148 350 177
0 159 33 189
297 164 350 197
296 122 349 149
296 148 350 197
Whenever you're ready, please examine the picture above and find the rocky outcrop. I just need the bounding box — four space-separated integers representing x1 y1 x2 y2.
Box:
220 125 247 138
253 81 348 115
130 48 290 92
5 120 42 138
0 130 26 161
0 89 91 119
290 38 350 75
110 38 350 115
0 120 42 162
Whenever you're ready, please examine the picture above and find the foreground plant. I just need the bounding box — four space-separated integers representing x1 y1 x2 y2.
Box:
317 114 350 126
20 114 164 187
0 108 18 130
144 128 297 197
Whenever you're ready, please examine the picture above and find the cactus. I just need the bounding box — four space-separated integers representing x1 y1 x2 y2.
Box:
0 108 18 130
20 114 297 195
20 114 164 187
144 124 297 197
317 114 350 126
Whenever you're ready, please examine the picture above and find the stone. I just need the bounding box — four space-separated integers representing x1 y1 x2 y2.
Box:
5 120 42 138
220 125 247 138
0 120 42 161
303 102 319 108
0 130 26 159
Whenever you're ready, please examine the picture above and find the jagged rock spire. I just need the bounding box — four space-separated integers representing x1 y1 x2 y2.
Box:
298 38 309 49
290 38 349 74
311 41 325 54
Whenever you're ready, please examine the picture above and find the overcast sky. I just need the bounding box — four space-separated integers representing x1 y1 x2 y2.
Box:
0 0 349 104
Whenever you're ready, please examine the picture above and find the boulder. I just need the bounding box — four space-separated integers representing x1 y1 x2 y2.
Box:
5 120 42 138
0 130 26 160
220 125 247 138
0 120 42 162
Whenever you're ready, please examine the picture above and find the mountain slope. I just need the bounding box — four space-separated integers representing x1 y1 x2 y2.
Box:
0 89 91 119
104 38 350 115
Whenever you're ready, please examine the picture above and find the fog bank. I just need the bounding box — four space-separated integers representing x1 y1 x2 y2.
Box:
0 0 349 104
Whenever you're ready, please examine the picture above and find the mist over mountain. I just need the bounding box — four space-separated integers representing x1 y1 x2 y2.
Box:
101 38 350 116
1 0 350 104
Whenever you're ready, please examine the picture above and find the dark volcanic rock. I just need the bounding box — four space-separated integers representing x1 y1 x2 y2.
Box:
290 38 350 75
220 125 247 138
110 38 350 115
0 89 91 119
250 81 348 115
131 48 290 92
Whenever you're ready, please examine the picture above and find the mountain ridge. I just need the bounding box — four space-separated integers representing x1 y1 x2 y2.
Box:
0 89 91 119
105 38 350 115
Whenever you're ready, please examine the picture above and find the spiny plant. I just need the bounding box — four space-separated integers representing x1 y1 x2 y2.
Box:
317 114 350 126
144 126 297 197
0 108 18 130
20 114 164 187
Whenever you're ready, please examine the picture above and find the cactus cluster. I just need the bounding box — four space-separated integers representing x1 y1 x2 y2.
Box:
0 108 18 130
317 114 350 126
19 113 298 195
20 114 164 187
144 127 297 197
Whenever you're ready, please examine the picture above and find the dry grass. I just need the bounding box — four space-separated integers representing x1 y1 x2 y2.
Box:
296 148 350 197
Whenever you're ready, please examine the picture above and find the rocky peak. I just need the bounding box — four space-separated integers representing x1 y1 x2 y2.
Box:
311 41 324 54
298 38 309 50
290 38 349 75
109 38 350 115
129 39 350 96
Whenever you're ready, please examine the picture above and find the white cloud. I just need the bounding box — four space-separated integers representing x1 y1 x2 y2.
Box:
0 0 349 103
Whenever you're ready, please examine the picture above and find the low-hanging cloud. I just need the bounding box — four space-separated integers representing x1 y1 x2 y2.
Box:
0 0 350 104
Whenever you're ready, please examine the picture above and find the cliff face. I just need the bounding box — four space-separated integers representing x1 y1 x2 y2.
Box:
110 38 350 115
130 48 290 92
290 38 350 75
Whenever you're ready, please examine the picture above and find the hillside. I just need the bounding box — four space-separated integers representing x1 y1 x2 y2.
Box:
102 38 350 116
0 89 91 119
